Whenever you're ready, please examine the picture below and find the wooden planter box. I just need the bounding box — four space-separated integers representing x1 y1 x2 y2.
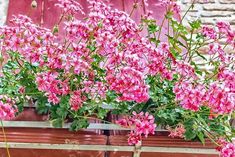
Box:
0 109 219 157
108 114 219 157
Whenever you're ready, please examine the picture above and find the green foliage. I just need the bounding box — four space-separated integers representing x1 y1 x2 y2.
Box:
35 96 51 114
148 23 159 34
189 20 202 29
51 118 64 128
69 118 89 131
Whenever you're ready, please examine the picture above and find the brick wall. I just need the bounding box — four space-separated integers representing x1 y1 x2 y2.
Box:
180 0 235 29
0 0 9 26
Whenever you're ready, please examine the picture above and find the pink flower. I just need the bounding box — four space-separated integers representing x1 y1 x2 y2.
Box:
220 143 235 157
174 61 197 79
216 21 231 34
88 81 107 99
172 2 181 15
226 30 235 44
159 0 181 16
107 67 149 103
205 84 234 114
173 81 206 111
60 80 70 96
167 124 186 138
216 138 229 152
128 131 141 145
218 69 235 92
65 20 90 41
48 93 60 104
117 112 156 145
69 90 85 111
55 0 84 15
202 26 217 39
0 101 16 120
208 43 225 61
36 72 71 104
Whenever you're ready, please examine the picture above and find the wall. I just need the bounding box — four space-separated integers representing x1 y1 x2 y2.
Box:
180 0 235 29
1 0 235 28
0 0 9 26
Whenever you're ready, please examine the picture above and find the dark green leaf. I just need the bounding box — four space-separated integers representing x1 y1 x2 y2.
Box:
51 118 63 128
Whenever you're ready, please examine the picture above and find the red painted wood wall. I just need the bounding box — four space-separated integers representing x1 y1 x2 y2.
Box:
6 0 173 38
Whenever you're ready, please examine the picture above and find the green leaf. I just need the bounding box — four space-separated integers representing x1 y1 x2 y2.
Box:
53 25 59 34
51 118 63 128
97 107 108 119
148 24 159 34
189 20 201 29
184 128 197 140
87 45 96 52
170 47 179 58
56 107 68 118
36 97 51 114
69 119 89 131
197 132 205 145
184 119 197 140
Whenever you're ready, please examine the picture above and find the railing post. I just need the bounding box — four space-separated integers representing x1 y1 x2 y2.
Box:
133 141 141 157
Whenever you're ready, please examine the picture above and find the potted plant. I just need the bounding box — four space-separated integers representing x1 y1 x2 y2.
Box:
0 0 234 156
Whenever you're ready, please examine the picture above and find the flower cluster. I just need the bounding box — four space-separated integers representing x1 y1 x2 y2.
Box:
174 80 235 114
55 0 84 15
36 72 70 104
202 26 217 39
0 100 16 120
203 21 235 52
221 143 235 157
107 67 149 103
160 0 181 16
167 124 186 138
0 0 179 107
117 112 156 145
205 83 234 114
173 81 206 111
69 90 85 111
216 139 235 157
173 21 235 115
218 69 235 92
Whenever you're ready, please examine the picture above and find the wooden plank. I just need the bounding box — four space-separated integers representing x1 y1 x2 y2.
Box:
1 121 166 131
0 142 219 154
7 0 43 25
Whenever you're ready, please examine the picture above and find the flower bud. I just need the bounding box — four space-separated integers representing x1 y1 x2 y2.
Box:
53 25 59 34
31 0 37 8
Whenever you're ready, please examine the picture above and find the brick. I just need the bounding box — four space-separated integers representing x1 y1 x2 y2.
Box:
201 21 215 25
182 0 215 4
219 0 235 4
230 19 235 24
203 4 235 11
201 11 233 17
213 17 235 23
200 17 216 24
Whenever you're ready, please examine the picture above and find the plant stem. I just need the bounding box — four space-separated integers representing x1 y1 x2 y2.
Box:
180 0 196 24
68 111 113 124
130 1 138 17
157 17 166 41
1 121 11 157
